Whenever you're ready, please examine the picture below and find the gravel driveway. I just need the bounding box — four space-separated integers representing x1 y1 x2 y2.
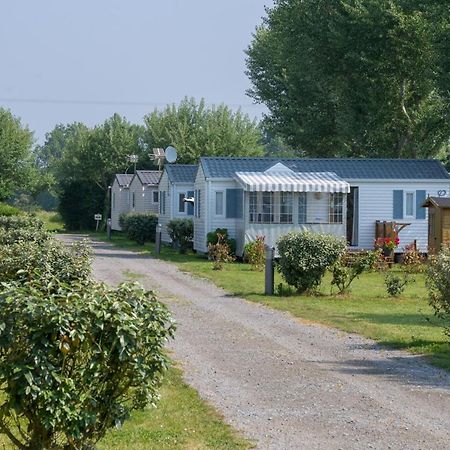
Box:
61 235 450 450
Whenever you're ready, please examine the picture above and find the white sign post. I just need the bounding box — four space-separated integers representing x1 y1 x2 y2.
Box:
94 214 102 231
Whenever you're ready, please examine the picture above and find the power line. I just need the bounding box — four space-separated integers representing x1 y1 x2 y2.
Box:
0 97 263 108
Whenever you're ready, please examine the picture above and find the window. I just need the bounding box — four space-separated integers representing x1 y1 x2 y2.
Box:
152 191 159 203
215 191 224 215
280 192 293 223
329 193 343 224
132 192 136 208
178 193 186 213
405 192 414 217
248 192 293 224
298 192 307 224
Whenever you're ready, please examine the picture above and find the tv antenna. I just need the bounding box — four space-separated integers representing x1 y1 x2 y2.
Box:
126 154 139 174
150 145 178 171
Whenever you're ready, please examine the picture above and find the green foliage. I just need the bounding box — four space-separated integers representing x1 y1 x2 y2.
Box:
208 234 235 270
119 212 129 232
402 243 425 273
120 212 158 245
143 98 264 164
0 203 22 217
246 0 450 158
0 279 175 449
167 218 194 254
331 251 380 294
0 108 36 200
277 231 346 293
385 273 411 296
427 247 450 336
207 228 236 255
244 236 266 271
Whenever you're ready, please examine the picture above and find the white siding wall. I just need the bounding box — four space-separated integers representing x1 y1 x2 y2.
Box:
193 166 207 252
356 181 450 252
129 176 159 215
111 179 131 230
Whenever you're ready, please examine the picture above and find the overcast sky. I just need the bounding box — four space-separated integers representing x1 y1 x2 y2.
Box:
1 0 273 143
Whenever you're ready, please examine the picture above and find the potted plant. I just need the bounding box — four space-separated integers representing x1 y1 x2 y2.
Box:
375 236 400 257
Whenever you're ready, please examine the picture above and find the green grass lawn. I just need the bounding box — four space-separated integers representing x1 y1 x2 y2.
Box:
35 210 65 232
96 231 450 371
0 367 251 449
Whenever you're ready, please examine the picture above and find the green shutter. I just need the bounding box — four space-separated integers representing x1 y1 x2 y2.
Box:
416 190 426 219
187 190 194 216
393 190 403 219
226 189 244 219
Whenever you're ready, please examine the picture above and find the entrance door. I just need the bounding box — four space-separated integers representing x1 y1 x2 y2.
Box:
428 208 437 254
346 187 359 246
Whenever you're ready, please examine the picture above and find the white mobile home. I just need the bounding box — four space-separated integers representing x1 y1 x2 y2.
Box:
158 164 197 243
110 174 133 231
193 157 450 256
128 170 161 214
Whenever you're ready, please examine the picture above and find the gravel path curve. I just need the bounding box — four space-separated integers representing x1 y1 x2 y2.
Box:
60 235 450 450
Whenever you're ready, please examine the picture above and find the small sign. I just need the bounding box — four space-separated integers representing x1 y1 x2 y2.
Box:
94 214 102 221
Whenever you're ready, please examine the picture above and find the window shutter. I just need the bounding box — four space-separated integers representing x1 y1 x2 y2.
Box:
226 189 244 219
187 190 194 216
197 190 201 218
393 190 403 219
416 190 426 219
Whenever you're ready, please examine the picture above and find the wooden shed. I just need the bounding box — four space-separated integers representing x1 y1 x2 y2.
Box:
422 196 450 254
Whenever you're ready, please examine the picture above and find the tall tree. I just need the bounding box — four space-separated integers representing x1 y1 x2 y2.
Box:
143 97 264 163
246 0 450 158
0 108 35 200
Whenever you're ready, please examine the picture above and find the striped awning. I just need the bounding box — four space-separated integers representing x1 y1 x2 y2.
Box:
234 171 350 193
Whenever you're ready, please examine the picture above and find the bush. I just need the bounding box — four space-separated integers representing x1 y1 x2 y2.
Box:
244 236 266 271
208 233 235 270
427 247 450 335
385 273 411 296
0 279 175 449
402 243 425 273
121 212 158 245
119 212 129 232
331 250 379 294
167 218 193 253
277 231 346 293
0 203 22 217
207 228 236 255
0 239 92 285
0 214 43 231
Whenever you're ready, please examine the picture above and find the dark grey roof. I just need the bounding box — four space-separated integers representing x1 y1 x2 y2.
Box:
136 170 161 186
422 196 450 208
200 157 450 180
115 174 133 187
165 164 197 183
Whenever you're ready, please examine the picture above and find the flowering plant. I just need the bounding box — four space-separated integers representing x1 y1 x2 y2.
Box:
375 236 400 251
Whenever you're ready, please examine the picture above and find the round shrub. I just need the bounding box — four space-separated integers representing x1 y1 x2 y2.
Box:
244 236 265 271
167 218 193 254
385 273 409 297
0 203 22 217
207 228 236 255
277 231 346 293
122 212 158 245
0 279 175 449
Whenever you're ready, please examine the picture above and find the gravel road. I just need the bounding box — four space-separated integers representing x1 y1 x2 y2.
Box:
61 235 450 450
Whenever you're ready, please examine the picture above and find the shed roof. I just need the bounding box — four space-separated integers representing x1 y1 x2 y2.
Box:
115 174 133 187
165 164 197 183
136 170 161 186
422 196 450 208
200 157 450 180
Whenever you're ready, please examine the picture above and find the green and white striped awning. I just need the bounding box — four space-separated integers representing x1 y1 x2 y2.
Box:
234 171 350 193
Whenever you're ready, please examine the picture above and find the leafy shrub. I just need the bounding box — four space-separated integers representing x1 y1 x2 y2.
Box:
121 212 158 245
167 218 193 253
331 250 379 294
427 247 450 335
0 239 92 285
0 214 50 245
385 273 410 296
207 228 236 255
0 203 22 217
277 231 346 293
0 278 175 449
402 242 425 273
0 214 43 231
208 233 235 270
244 236 266 271
119 212 129 231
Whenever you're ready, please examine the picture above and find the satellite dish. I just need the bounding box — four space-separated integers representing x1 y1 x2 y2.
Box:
165 146 178 163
